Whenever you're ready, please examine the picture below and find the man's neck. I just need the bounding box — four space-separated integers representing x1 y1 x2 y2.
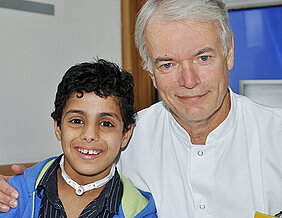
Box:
176 91 231 145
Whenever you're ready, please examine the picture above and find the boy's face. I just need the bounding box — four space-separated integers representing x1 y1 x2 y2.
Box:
54 92 133 183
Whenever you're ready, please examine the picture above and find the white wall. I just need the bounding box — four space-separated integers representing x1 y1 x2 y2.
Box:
0 0 122 164
223 0 282 9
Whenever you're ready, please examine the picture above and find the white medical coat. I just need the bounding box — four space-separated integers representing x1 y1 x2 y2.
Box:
118 90 282 218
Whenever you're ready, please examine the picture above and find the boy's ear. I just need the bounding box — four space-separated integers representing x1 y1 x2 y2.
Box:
54 120 62 141
120 125 134 149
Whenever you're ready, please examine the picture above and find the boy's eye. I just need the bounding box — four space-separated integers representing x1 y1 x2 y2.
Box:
100 121 113 127
70 119 83 124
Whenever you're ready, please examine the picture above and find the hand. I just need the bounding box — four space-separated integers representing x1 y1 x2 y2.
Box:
11 164 26 175
0 164 26 212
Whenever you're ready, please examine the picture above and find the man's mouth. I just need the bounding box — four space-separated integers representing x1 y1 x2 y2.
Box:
78 148 100 155
178 92 208 102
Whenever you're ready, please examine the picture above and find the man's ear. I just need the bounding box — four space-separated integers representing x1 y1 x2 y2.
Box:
149 71 158 89
120 125 134 149
54 120 62 141
226 33 234 71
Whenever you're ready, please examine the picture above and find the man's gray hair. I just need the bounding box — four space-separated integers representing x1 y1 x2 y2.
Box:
135 0 232 73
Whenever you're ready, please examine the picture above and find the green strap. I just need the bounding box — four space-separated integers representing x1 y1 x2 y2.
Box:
35 159 55 188
120 174 148 218
32 159 55 217
31 191 35 218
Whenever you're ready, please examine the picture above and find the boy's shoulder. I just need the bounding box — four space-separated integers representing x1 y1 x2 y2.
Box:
1 157 58 218
119 174 157 218
8 156 58 193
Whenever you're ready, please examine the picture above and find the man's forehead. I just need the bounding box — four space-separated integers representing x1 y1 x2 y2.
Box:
145 19 220 58
146 16 219 30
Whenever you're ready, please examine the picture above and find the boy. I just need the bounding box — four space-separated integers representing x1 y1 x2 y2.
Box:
0 59 156 217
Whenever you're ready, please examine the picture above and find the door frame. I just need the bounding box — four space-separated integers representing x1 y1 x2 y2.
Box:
121 0 156 111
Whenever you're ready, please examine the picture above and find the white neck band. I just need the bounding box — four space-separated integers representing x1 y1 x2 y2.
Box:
59 155 115 196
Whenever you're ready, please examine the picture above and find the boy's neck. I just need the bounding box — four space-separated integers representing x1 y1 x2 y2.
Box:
59 157 116 196
57 168 106 218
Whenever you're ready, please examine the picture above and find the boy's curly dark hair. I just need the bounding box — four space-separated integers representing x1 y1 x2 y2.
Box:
51 59 136 133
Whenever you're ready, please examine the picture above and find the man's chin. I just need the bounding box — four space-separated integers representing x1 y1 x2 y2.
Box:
171 107 212 123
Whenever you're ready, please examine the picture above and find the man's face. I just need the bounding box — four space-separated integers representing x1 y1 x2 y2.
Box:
54 92 132 184
145 19 234 126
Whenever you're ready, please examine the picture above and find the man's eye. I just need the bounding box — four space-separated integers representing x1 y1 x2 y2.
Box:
199 56 209 62
70 119 83 124
101 121 113 127
159 63 173 70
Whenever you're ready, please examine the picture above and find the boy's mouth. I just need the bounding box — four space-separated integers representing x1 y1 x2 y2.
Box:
78 148 100 155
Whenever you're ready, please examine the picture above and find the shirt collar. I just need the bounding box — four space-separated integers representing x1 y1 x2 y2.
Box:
168 88 237 146
81 169 122 215
37 154 62 205
102 169 123 214
206 88 237 144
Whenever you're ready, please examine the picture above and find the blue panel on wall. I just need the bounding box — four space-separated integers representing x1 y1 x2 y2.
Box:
228 6 282 93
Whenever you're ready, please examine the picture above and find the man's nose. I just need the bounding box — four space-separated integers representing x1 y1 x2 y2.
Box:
178 61 200 88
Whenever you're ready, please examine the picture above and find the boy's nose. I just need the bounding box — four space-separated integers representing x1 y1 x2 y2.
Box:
80 124 99 143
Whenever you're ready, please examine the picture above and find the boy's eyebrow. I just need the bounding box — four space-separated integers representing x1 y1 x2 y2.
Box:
64 110 121 121
64 109 85 118
100 112 121 122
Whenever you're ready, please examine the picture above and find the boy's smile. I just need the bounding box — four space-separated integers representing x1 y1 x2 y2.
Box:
54 92 133 185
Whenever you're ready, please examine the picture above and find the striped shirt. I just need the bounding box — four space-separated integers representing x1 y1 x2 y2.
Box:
37 155 123 218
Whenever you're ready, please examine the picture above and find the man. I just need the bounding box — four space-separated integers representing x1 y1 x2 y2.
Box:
1 0 282 217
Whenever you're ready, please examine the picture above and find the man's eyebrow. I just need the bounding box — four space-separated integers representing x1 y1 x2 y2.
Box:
154 57 173 65
195 47 215 56
154 48 215 64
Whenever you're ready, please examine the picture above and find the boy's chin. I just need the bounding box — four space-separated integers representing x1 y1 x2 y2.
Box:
73 164 113 180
